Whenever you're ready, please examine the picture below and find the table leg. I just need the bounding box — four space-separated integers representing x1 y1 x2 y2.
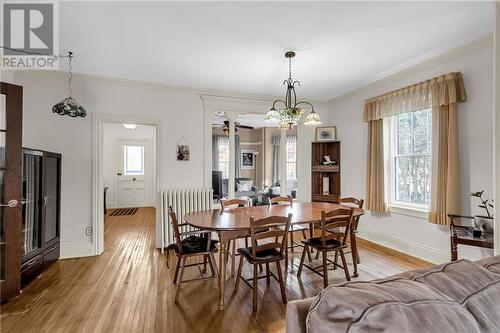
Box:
218 235 228 310
451 232 458 261
350 229 359 278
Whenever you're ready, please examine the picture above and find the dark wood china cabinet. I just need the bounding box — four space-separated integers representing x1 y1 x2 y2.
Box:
21 148 61 283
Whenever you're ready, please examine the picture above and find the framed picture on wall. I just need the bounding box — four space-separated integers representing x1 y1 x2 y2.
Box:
315 126 337 142
176 145 190 161
241 150 254 170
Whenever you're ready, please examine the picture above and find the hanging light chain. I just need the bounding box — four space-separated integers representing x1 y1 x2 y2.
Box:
68 52 73 98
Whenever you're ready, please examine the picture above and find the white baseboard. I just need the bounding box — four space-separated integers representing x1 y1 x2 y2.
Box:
357 229 449 264
60 242 95 259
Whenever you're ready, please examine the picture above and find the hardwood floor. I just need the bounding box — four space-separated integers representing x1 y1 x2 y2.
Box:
1 208 432 333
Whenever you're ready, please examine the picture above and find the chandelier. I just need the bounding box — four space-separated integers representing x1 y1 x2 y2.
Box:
266 51 321 130
52 52 87 117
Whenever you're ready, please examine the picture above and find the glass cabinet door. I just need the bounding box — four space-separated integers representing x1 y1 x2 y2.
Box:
22 153 42 256
44 156 59 242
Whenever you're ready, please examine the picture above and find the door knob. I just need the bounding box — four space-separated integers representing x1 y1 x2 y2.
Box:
0 199 19 208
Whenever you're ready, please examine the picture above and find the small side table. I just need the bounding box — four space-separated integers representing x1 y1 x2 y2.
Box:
448 214 494 261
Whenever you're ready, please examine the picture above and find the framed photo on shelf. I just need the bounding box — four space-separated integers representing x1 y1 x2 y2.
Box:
315 126 337 142
241 150 254 170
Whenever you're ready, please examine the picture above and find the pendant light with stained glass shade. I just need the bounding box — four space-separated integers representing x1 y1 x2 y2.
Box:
266 51 321 130
52 52 87 118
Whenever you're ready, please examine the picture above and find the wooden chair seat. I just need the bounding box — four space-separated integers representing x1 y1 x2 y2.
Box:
301 237 346 250
167 235 218 255
237 247 284 263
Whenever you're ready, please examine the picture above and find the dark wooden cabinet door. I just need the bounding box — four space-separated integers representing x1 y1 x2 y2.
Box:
0 82 23 301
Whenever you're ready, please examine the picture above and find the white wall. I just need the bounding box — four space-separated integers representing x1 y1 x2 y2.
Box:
328 41 494 263
12 71 326 257
14 72 206 256
102 123 156 208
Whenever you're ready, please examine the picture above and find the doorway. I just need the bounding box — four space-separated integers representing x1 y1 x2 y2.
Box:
114 139 153 208
92 115 162 256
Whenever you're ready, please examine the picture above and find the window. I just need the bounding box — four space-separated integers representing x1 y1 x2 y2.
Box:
124 145 144 175
218 139 230 178
286 136 297 180
389 109 432 209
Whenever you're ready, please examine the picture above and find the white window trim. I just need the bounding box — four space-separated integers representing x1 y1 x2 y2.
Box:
383 115 431 220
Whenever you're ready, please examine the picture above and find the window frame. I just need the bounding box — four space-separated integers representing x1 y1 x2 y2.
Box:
385 109 432 217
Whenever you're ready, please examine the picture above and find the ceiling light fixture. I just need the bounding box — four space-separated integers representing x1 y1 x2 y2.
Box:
52 52 87 118
266 51 321 130
123 124 138 130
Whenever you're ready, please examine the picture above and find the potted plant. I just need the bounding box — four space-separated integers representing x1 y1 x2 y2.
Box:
470 190 494 233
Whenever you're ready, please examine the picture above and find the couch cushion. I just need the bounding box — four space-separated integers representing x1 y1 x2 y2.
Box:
475 256 500 274
413 259 500 333
306 278 481 333
305 258 500 333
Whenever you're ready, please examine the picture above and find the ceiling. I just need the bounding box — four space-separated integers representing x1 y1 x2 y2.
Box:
60 1 493 101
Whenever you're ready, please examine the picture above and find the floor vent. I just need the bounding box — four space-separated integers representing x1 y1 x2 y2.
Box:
110 208 139 216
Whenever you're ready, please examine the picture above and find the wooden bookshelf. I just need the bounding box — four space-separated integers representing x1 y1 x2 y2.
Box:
311 141 341 203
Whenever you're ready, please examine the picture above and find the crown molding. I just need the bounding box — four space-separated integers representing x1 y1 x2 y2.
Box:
328 34 493 103
13 69 286 102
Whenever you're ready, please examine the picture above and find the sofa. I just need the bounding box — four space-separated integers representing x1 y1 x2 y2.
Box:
286 255 500 333
222 177 258 199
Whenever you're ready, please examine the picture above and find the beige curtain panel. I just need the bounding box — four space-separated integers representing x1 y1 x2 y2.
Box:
363 72 466 222
365 119 386 212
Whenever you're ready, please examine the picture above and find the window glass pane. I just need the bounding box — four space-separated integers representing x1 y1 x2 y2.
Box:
217 140 229 178
397 113 411 155
286 139 297 180
392 109 432 207
124 145 144 175
394 153 431 205
413 110 432 154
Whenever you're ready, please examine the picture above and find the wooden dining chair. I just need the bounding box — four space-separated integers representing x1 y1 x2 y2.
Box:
221 198 250 277
269 196 312 266
167 207 219 303
234 214 292 312
338 197 364 277
297 207 353 288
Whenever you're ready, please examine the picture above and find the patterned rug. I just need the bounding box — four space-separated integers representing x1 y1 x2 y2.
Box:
109 208 139 216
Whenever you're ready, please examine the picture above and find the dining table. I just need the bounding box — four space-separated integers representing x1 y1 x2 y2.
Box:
183 201 365 310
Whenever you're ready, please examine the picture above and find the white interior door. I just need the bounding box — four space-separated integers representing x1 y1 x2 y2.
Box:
115 139 153 208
